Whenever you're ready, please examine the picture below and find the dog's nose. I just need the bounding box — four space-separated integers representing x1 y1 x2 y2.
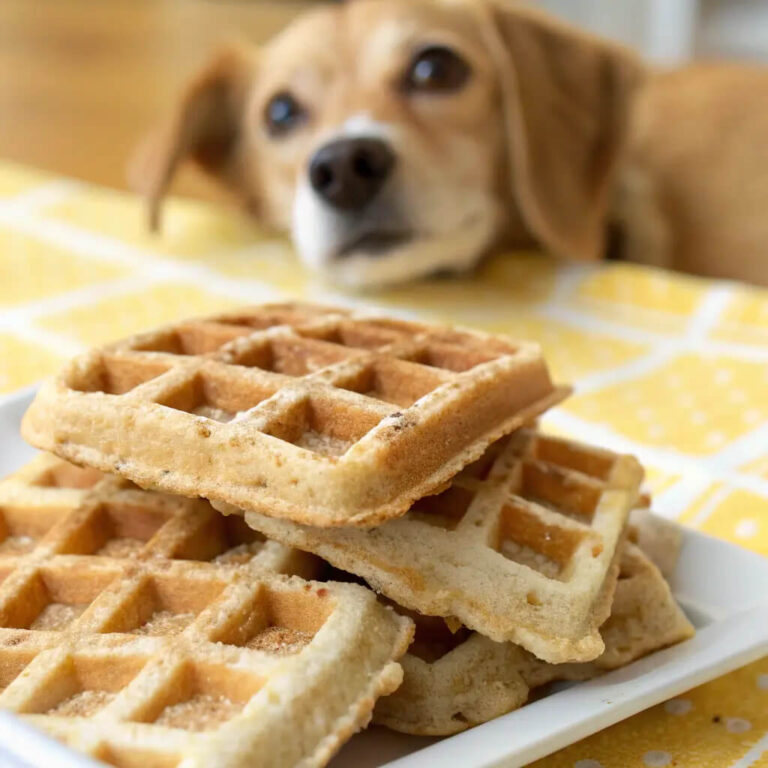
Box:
309 137 395 211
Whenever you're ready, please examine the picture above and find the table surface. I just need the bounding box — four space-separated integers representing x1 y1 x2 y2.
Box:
0 159 766 767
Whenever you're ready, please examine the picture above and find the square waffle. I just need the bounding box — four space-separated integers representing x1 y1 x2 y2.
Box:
0 455 414 768
374 542 694 735
22 302 567 527
230 430 644 663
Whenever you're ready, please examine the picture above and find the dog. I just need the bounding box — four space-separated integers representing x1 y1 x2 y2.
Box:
133 0 768 288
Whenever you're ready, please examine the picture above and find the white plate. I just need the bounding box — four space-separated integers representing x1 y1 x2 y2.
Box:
0 387 766 768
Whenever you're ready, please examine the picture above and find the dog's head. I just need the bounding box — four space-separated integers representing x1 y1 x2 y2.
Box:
134 0 643 288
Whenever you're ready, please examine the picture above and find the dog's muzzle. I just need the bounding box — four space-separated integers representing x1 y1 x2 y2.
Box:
308 137 395 211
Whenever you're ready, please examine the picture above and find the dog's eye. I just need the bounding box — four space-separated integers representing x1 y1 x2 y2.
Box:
264 91 305 137
404 46 470 93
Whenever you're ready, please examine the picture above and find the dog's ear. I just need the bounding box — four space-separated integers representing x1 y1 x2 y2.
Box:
129 43 256 231
479 3 645 261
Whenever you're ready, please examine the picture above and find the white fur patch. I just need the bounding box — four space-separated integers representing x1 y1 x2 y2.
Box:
329 218 495 289
290 115 499 288
341 114 394 139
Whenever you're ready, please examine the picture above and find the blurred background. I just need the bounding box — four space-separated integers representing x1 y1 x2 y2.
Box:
541 0 768 63
1 0 766 206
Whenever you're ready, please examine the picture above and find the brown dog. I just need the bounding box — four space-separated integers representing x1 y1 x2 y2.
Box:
133 0 768 288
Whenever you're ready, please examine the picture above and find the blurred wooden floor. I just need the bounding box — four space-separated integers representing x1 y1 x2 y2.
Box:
0 0 316 199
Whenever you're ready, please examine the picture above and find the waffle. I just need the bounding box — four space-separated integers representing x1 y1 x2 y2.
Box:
231 430 644 663
0 453 320 577
375 542 694 735
628 507 683 579
21 303 566 528
0 455 414 768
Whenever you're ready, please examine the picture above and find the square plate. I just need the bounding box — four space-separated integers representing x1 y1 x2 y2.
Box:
0 387 767 768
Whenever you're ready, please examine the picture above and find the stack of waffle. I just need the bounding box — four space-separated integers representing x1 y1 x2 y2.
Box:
3 302 692 767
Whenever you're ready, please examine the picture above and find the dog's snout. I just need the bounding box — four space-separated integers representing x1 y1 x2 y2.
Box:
309 137 395 211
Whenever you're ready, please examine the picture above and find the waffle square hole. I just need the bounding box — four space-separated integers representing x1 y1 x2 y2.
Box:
132 323 253 356
27 655 146 717
301 320 408 350
171 512 266 564
532 436 616 482
408 343 499 373
1 565 119 631
230 337 356 377
106 575 225 636
408 613 472 663
66 501 172 558
0 503 66 556
213 584 333 654
34 461 104 489
496 500 586 581
142 661 262 732
97 746 180 768
408 485 475 531
68 355 171 395
336 358 448 408
519 461 601 522
263 395 382 457
157 370 276 423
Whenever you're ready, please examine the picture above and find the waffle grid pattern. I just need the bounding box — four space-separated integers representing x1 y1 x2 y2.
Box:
240 430 644 663
0 456 412 768
23 304 565 527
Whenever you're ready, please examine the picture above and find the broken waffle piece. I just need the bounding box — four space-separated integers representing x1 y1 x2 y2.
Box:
22 302 567 527
231 430 644 663
374 543 694 735
628 507 684 579
0 455 414 768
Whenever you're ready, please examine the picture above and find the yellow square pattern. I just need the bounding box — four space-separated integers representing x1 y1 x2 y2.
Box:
39 282 241 346
531 656 768 768
565 354 768 455
0 161 767 768
712 286 768 346
573 262 708 333
640 465 682 498
694 489 768 556
45 187 272 259
0 333 67 394
0 161 53 198
0 226 129 308
446 311 648 383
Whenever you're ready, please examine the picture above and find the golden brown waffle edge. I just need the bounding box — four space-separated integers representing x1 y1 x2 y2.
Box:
21 302 566 528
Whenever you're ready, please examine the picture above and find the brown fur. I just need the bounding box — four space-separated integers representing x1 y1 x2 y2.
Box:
133 0 768 286
619 64 768 284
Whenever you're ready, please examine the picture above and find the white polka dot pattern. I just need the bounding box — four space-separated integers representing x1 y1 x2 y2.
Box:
643 750 671 767
725 718 751 734
664 698 692 716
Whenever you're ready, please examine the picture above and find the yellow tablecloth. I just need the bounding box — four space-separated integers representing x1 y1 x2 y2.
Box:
0 159 766 766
